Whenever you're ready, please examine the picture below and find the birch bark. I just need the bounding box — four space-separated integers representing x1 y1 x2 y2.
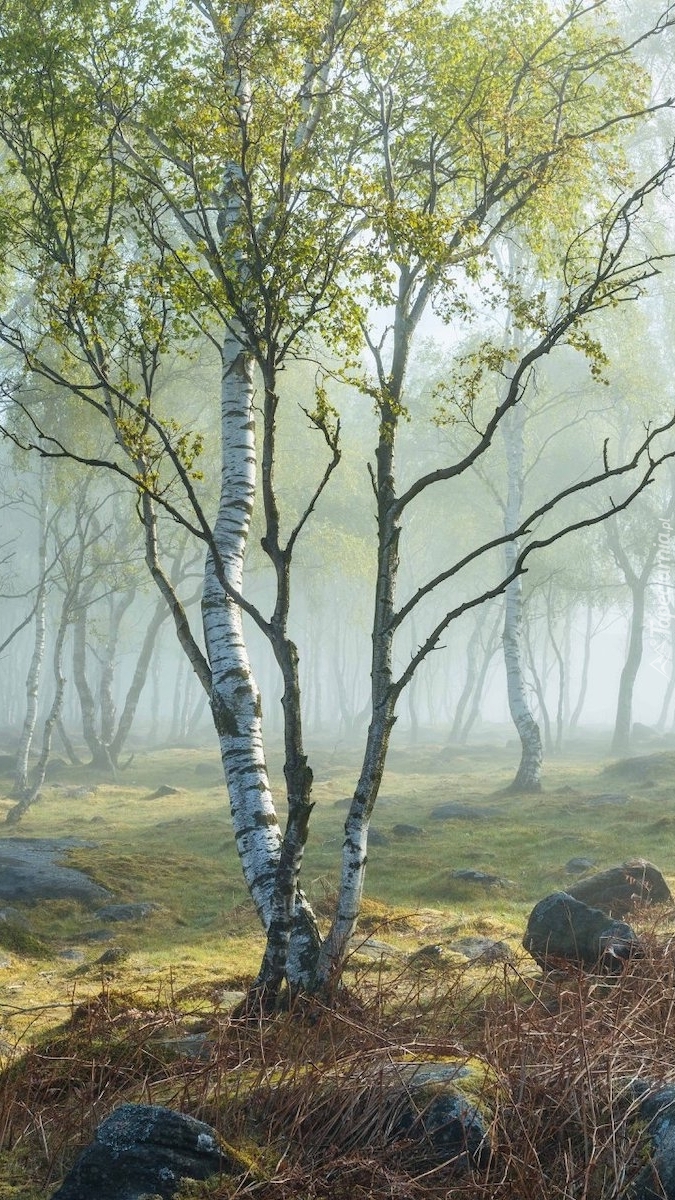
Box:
14 464 48 797
501 405 543 791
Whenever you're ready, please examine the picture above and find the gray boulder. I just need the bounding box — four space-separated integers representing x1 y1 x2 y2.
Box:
523 892 642 972
386 1061 490 1167
50 1104 227 1199
632 1085 675 1199
565 859 671 917
0 838 110 905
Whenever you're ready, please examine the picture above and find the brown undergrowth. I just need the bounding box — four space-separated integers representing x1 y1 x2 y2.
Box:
2 936 675 1198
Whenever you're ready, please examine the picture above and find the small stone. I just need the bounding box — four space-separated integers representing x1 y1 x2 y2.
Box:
146 785 181 800
565 857 597 874
367 828 389 847
97 947 128 965
450 869 507 887
449 936 512 963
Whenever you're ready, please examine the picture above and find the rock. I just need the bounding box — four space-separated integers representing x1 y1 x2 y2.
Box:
586 792 631 807
565 859 671 917
97 947 128 965
0 906 29 929
64 786 98 799
391 823 426 837
408 944 446 968
384 1061 491 1167
633 722 661 743
58 949 86 962
523 892 642 972
430 802 503 821
94 903 158 923
0 839 110 906
449 936 513 963
450 868 508 887
350 936 400 961
367 827 389 847
632 1084 675 1199
146 785 181 800
44 757 68 777
49 1103 228 1199
565 856 597 874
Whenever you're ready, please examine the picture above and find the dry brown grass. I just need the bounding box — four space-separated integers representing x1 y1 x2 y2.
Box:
1 932 675 1198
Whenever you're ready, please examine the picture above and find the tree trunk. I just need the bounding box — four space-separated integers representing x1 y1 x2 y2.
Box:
7 588 71 822
448 615 483 744
502 407 542 791
317 403 401 988
72 609 114 771
459 608 502 743
569 604 593 732
611 581 647 755
110 598 169 764
201 333 320 993
13 469 48 797
99 589 136 751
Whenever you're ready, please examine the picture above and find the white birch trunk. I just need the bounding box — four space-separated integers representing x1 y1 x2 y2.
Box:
14 466 48 797
202 334 320 987
502 405 543 791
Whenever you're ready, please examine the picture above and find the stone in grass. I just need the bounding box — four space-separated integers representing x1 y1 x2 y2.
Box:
450 868 509 888
565 857 597 874
49 1103 229 1199
94 903 159 923
565 859 672 917
391 823 426 837
449 936 513 964
523 892 642 973
430 802 503 821
146 784 181 800
367 827 389 847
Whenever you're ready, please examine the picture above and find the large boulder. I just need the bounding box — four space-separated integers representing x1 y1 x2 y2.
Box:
50 1104 228 1199
565 859 671 917
0 838 110 906
523 892 642 972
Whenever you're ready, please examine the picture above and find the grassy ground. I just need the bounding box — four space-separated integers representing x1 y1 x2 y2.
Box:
0 731 674 1197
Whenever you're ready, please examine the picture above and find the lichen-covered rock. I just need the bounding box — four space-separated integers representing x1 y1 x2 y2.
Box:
523 891 642 972
565 859 671 917
631 1085 675 1199
386 1060 491 1167
50 1103 227 1199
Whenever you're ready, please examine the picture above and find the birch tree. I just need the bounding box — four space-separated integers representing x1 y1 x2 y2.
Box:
1 0 675 997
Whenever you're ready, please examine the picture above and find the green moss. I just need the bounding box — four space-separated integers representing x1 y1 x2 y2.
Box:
0 924 49 958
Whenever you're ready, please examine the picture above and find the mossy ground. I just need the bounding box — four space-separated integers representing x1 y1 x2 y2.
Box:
0 731 674 1196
